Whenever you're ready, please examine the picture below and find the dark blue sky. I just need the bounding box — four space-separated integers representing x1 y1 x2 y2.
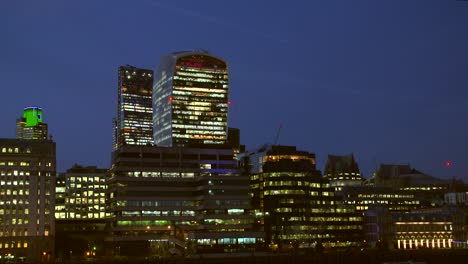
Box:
1 0 467 179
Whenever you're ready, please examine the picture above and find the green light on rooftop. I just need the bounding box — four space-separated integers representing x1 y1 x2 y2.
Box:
23 107 43 127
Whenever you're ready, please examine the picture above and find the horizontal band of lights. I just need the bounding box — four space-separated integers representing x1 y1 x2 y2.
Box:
395 222 452 225
263 155 316 164
397 239 452 249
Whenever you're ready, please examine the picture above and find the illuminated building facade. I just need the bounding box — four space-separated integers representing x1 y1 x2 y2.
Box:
0 139 56 262
16 107 48 140
336 186 422 212
324 154 363 191
106 145 262 256
55 165 107 219
54 165 108 260
116 65 154 149
153 51 229 147
376 164 450 206
239 145 363 249
365 206 466 249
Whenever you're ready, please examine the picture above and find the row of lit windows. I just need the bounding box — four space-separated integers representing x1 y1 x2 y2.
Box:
174 86 227 94
0 242 28 248
173 76 228 84
357 194 414 199
67 191 105 197
66 198 105 204
173 90 226 99
175 71 226 79
57 212 106 219
176 66 227 74
68 184 105 190
204 218 250 225
0 209 29 215
116 200 198 207
122 210 196 217
172 110 226 117
0 162 53 167
124 171 196 178
264 190 305 195
0 189 30 195
0 199 30 205
68 176 105 183
172 124 225 130
401 186 446 191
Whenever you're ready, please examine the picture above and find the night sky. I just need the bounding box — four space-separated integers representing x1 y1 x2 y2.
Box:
1 0 467 180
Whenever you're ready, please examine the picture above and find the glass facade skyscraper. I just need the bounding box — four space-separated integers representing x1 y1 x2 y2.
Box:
116 65 154 149
153 51 229 147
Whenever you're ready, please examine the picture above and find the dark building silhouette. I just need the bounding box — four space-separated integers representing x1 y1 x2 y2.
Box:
16 107 48 140
324 153 363 191
0 138 56 261
115 65 154 149
153 51 229 147
239 145 363 250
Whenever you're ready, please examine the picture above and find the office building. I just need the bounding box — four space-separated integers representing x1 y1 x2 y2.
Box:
365 206 467 249
55 165 107 220
115 65 154 149
336 186 422 213
106 145 262 256
16 107 48 140
239 145 363 249
153 51 229 147
376 164 450 206
0 139 56 262
324 154 363 191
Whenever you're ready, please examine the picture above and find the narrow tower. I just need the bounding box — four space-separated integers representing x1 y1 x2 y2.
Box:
116 65 154 149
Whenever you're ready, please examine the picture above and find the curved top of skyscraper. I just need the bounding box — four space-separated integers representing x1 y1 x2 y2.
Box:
153 51 229 147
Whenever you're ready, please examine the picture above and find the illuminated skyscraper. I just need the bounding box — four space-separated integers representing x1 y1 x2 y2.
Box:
153 51 229 147
16 106 48 140
116 65 154 149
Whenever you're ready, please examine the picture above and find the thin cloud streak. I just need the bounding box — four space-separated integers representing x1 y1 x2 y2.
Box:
142 0 289 44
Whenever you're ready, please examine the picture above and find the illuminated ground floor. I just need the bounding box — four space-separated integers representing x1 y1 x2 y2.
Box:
0 236 54 262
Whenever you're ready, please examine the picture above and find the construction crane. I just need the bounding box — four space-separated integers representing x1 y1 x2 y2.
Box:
273 123 282 145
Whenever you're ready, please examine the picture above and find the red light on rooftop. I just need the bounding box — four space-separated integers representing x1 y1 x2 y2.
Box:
169 97 173 101
445 161 452 167
227 101 231 105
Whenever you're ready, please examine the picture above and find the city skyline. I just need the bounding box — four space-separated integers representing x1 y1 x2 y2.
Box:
1 0 467 179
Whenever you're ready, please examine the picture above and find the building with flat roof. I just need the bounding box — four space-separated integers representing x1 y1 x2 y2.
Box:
16 107 48 140
55 165 107 220
106 145 262 256
115 65 154 149
0 138 56 262
153 51 229 147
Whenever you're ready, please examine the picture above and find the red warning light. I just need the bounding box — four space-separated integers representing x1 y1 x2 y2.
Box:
227 101 231 105
169 97 173 101
445 161 452 167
